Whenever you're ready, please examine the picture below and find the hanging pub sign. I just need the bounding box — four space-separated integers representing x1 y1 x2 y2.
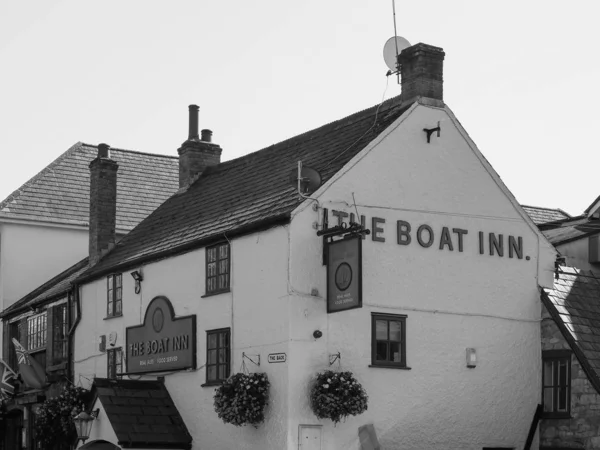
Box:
327 235 362 313
126 296 196 374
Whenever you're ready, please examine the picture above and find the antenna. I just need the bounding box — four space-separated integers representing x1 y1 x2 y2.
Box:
383 0 410 83
289 161 321 197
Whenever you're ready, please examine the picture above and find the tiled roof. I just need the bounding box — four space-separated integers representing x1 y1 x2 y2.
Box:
0 142 179 232
0 257 89 318
521 205 571 225
540 216 600 245
80 96 412 280
541 267 600 393
92 378 192 449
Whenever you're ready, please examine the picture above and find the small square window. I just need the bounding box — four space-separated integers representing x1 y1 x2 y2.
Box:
106 274 123 317
542 350 571 418
206 243 230 295
205 328 230 385
371 313 406 368
107 347 123 379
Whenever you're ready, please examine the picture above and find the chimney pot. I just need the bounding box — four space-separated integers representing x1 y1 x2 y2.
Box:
188 105 200 141
98 143 110 158
201 129 213 143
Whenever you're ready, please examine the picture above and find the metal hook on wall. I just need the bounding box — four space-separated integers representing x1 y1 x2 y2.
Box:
242 352 260 367
329 352 341 366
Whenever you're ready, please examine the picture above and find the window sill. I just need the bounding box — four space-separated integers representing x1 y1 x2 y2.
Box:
47 362 67 372
201 381 225 387
542 412 571 420
369 364 411 370
201 289 231 298
104 314 123 320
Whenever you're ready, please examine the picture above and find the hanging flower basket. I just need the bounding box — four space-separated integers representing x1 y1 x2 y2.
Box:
310 370 368 424
35 384 88 448
213 372 270 427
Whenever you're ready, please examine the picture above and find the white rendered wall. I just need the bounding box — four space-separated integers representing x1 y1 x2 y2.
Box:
286 103 556 449
74 226 291 450
556 237 600 274
0 222 89 309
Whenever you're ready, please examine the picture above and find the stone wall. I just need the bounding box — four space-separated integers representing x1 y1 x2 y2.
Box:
541 304 600 449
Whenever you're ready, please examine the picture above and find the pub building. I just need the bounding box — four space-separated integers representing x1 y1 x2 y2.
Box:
2 43 557 450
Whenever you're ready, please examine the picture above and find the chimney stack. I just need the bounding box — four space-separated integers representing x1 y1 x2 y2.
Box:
398 43 445 106
178 105 222 188
89 143 118 265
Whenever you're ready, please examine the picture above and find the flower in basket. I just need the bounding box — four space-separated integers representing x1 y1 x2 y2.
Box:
35 384 88 448
213 372 270 427
310 370 368 424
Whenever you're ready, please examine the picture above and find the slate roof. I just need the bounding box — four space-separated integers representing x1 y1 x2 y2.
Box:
79 96 413 281
541 267 600 393
521 205 571 225
0 257 89 318
92 378 192 449
0 142 179 232
539 216 600 245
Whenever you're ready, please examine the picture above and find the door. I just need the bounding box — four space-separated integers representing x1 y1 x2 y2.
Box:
299 425 322 450
3 409 23 450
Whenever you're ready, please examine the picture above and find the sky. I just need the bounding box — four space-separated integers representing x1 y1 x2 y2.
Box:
1 0 599 216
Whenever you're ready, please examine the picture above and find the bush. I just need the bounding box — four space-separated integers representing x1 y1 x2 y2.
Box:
35 384 88 448
213 372 270 427
310 370 368 424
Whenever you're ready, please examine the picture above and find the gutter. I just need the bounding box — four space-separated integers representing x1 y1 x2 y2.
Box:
75 213 291 285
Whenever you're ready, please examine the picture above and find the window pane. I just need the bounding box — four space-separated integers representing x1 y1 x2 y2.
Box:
543 387 554 412
115 299 122 315
116 274 122 288
543 361 554 387
375 320 388 340
208 349 217 364
208 262 216 277
559 361 568 386
218 332 228 348
107 300 113 316
389 321 402 342
218 349 226 364
390 341 401 362
208 333 217 349
376 341 388 361
207 365 217 381
116 287 122 301
219 244 228 259
219 260 228 275
218 364 227 380
558 386 568 411
208 248 216 262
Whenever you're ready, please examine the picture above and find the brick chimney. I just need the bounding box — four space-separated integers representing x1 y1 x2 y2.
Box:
178 105 222 188
89 143 118 265
398 43 445 106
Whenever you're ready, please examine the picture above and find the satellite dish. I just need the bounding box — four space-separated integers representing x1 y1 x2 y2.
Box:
289 163 321 195
383 36 411 72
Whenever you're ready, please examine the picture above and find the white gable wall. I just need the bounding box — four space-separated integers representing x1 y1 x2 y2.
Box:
286 103 556 449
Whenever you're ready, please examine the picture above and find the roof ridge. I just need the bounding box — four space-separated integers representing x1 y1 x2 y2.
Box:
211 95 403 172
0 142 84 211
79 142 178 160
521 204 571 215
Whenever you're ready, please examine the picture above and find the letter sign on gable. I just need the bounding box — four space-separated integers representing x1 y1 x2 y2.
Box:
126 296 196 374
327 236 362 313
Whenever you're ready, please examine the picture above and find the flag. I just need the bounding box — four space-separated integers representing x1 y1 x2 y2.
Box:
0 358 16 400
12 338 46 390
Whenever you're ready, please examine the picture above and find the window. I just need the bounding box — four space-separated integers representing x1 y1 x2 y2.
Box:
107 348 123 379
205 328 230 385
206 243 230 295
52 304 68 364
8 321 21 371
542 350 571 417
371 313 407 368
107 274 122 317
27 313 47 351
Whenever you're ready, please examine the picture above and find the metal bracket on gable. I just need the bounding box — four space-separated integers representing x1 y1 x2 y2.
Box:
423 121 441 143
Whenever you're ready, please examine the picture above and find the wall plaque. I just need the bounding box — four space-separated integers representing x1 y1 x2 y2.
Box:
126 296 196 374
268 353 287 363
327 236 362 313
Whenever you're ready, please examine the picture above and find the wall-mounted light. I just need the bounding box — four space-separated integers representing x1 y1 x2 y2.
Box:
130 270 143 294
466 348 477 368
73 409 100 444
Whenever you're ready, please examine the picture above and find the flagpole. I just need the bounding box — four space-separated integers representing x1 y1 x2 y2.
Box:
0 357 17 377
